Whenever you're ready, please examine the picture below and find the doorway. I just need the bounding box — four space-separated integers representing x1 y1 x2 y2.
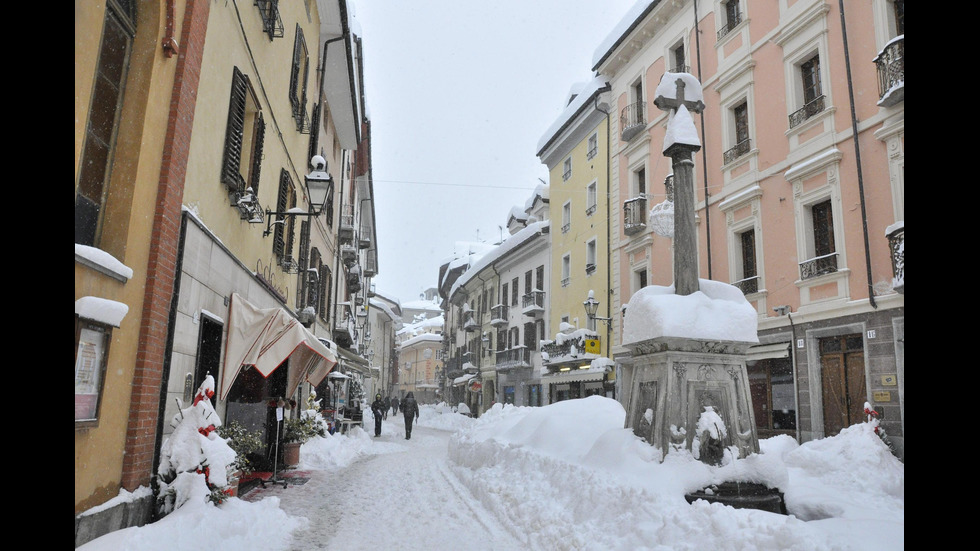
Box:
194 315 223 406
819 334 866 436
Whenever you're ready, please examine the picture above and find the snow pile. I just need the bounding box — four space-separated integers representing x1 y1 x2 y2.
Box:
417 403 475 432
298 426 402 470
623 279 759 344
448 396 902 550
78 493 305 551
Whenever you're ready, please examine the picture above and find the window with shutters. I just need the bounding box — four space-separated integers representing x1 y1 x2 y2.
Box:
273 169 297 268
318 263 332 323
307 246 320 310
221 67 265 195
289 25 311 133
75 2 135 246
298 221 312 308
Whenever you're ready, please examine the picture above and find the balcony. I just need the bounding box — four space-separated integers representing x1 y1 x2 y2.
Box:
522 290 545 317
620 101 647 142
717 11 742 41
341 244 357 266
294 102 311 134
463 316 479 332
339 211 355 244
585 263 596 275
561 222 570 233
788 95 826 129
358 228 371 249
732 275 759 295
256 0 284 40
799 252 839 280
887 222 904 294
623 196 647 236
723 138 751 165
495 347 531 370
489 304 508 327
586 203 596 216
874 36 904 107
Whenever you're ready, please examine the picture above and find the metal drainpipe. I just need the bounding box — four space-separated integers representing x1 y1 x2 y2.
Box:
693 0 711 280
838 0 877 309
595 94 613 356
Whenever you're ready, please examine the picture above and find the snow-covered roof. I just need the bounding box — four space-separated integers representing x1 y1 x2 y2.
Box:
400 333 443 349
449 221 550 298
592 0 660 70
536 75 610 155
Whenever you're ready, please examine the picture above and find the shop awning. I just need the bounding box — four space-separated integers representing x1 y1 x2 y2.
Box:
221 293 338 400
543 368 608 385
746 342 791 361
336 345 370 375
453 373 476 387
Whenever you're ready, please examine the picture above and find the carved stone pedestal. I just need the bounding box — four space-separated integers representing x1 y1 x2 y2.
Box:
621 336 759 460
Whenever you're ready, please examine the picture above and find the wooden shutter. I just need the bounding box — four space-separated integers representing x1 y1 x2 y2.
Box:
221 67 248 191
249 113 265 193
273 170 289 258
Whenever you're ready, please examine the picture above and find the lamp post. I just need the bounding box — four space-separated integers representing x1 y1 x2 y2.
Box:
583 289 612 325
264 155 334 236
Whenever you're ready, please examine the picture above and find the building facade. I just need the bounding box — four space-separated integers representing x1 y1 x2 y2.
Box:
593 0 904 457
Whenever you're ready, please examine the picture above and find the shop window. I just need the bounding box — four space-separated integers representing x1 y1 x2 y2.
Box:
504 386 515 404
75 318 112 427
748 357 797 438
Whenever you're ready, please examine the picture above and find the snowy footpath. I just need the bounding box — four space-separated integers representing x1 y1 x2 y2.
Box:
80 398 903 551
247 421 521 549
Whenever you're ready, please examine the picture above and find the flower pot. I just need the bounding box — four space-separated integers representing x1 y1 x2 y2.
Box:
283 442 301 467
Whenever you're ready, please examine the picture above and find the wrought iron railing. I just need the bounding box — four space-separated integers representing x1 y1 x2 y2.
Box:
541 341 572 358
586 204 597 216
624 196 647 235
799 252 839 280
294 103 311 134
561 277 570 287
587 145 598 160
256 0 284 40
670 64 690 73
490 304 508 324
887 223 904 293
717 11 742 40
563 167 572 181
732 275 759 295
585 263 597 275
495 347 531 368
723 139 751 164
874 36 904 106
620 101 647 141
522 290 545 311
789 95 826 129
562 222 570 233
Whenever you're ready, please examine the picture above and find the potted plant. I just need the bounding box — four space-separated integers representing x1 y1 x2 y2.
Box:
216 421 264 496
282 414 325 466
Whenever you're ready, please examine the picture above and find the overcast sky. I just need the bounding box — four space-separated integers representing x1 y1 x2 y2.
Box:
354 0 635 304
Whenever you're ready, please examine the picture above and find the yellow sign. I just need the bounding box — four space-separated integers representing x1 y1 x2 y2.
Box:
880 374 897 386
872 391 891 402
584 339 601 354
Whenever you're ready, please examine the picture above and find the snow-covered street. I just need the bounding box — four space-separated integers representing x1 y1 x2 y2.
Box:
246 422 521 549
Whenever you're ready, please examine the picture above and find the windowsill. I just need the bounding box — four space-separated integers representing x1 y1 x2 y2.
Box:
75 244 133 283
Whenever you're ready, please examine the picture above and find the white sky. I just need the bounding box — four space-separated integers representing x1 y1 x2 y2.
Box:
354 0 637 302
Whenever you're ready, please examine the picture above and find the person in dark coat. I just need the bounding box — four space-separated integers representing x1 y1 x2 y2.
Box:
382 396 390 420
371 393 385 437
401 392 420 439
390 396 400 417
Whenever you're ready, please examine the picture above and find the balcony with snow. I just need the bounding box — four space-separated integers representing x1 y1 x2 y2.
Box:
887 221 904 294
489 304 508 327
620 101 646 142
495 346 531 371
521 290 545 317
623 196 647 236
874 35 904 107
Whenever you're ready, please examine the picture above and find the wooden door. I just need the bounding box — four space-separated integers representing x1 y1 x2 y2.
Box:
820 334 866 436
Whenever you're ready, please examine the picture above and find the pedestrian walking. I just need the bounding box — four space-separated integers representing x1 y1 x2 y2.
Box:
401 392 419 440
391 396 399 417
383 396 390 420
371 393 385 437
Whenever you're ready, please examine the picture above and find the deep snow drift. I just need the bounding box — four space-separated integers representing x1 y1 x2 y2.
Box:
80 399 903 550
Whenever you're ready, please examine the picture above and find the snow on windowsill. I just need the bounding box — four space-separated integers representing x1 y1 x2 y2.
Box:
75 244 133 283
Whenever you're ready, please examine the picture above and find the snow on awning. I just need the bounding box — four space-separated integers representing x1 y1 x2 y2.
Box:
453 373 476 387
544 369 607 384
746 342 791 361
221 294 338 400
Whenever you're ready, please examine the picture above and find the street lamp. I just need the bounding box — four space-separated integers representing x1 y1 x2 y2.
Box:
264 155 334 236
583 290 611 325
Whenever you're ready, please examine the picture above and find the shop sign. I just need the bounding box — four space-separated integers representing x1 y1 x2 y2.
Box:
584 339 600 354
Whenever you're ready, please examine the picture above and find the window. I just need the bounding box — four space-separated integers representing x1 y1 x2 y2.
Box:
735 229 758 294
893 0 904 35
790 54 825 128
501 282 508 307
801 199 837 279
671 42 686 72
75 3 135 246
509 327 520 349
524 322 536 349
586 182 597 216
587 133 598 160
75 317 111 426
719 0 742 39
563 157 572 181
504 386 515 404
536 265 545 291
586 239 597 275
748 356 797 438
725 101 750 163
221 67 266 194
562 201 571 233
561 254 571 287
634 268 648 294
635 167 646 196
512 277 519 306
273 169 297 265
318 263 332 323
525 270 533 295
289 25 310 132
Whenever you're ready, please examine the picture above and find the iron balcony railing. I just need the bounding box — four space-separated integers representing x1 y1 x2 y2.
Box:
522 290 545 311
586 203 597 216
789 95 826 129
490 304 508 326
585 263 596 275
723 139 751 165
562 222 570 233
623 196 647 235
294 102 311 134
887 223 904 293
495 347 531 368
339 204 355 244
670 64 690 73
561 277 570 287
563 167 572 181
799 252 839 280
541 340 572 358
620 101 647 141
717 11 742 40
256 0 284 40
874 36 904 106
587 145 598 160
732 275 759 295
